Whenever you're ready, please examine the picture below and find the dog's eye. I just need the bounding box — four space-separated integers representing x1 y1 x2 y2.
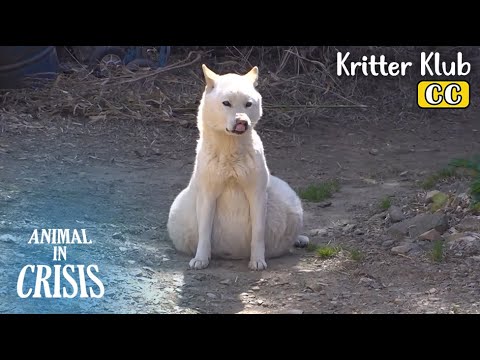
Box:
245 102 253 108
222 101 231 107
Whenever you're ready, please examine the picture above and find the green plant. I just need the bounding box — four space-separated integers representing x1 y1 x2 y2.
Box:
449 156 480 204
299 180 340 202
431 240 444 262
349 249 363 261
430 192 449 212
471 202 480 215
315 245 340 259
421 167 457 190
306 243 319 252
379 196 391 210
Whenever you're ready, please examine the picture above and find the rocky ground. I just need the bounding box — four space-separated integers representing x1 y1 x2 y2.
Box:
1 106 479 314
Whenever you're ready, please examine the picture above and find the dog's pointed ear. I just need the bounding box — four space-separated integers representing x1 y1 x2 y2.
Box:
202 64 219 90
245 66 259 86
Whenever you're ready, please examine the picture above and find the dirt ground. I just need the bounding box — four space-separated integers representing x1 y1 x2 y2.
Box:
1 97 479 314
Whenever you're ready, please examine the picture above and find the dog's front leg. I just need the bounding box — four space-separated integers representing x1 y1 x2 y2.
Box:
190 190 216 269
246 187 268 270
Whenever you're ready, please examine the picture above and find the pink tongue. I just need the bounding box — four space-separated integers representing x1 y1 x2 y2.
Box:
235 123 246 132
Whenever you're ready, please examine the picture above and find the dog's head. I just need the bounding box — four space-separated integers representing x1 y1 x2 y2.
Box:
199 64 262 136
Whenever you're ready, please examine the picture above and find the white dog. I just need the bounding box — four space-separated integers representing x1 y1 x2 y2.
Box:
167 64 309 270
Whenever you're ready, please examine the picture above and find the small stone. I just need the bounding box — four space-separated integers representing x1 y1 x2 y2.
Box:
354 229 364 235
119 247 127 252
383 240 395 247
240 292 249 297
447 234 480 256
206 293 216 299
391 244 413 254
0 234 18 243
309 228 328 236
399 171 409 177
369 148 379 156
279 309 303 314
131 269 142 277
359 277 374 284
425 190 440 203
256 299 264 305
343 224 356 233
112 232 125 241
252 286 260 291
317 201 332 208
419 229 442 241
456 216 480 232
219 279 231 285
127 260 135 264
388 206 405 223
427 288 437 294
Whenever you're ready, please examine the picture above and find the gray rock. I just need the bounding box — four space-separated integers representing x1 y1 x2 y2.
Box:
279 309 303 314
219 279 231 285
309 228 328 237
112 232 125 241
456 216 480 232
383 240 396 247
369 148 379 156
391 244 414 254
317 201 332 208
447 233 480 256
0 234 19 244
354 229 365 235
131 269 143 277
388 206 405 223
387 213 449 239
419 229 442 241
206 293 216 299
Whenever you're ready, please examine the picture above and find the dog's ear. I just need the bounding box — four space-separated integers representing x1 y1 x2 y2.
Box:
244 66 259 86
202 64 219 90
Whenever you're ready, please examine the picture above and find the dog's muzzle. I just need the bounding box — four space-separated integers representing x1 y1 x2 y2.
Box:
228 115 250 135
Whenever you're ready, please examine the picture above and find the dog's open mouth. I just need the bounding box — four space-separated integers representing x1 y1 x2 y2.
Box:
227 123 248 135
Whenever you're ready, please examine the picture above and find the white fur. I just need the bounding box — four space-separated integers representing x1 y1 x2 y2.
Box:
167 65 308 270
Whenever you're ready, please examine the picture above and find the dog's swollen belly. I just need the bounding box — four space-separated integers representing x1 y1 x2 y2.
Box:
167 175 303 260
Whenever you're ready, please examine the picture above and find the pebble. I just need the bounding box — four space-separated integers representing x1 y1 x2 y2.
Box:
391 244 413 254
279 309 303 314
112 232 125 240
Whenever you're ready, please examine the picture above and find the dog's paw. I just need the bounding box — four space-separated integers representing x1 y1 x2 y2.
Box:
189 257 210 270
295 235 310 248
249 258 267 271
